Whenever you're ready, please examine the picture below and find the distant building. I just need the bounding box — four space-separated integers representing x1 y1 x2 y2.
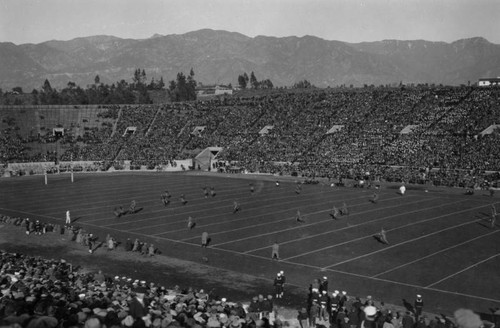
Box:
214 85 233 95
196 85 233 96
478 78 500 87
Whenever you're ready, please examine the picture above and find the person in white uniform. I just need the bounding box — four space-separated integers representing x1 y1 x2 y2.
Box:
399 185 406 195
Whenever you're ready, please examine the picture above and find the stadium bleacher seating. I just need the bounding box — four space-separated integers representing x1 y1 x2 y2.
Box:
2 87 499 188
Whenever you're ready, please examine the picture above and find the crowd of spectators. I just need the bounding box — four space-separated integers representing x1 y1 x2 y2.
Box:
1 86 500 187
0 213 285 328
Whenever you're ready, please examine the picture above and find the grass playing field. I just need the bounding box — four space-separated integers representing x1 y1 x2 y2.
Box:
1 171 499 314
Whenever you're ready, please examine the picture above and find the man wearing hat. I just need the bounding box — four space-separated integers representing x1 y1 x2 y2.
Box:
129 286 149 320
361 306 377 328
319 276 328 294
414 295 424 320
273 272 285 299
330 291 341 323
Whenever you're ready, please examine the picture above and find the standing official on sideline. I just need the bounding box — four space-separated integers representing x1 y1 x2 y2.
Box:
399 184 406 195
65 210 71 225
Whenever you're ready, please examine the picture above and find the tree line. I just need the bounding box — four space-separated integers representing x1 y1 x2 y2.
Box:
237 71 273 90
0 69 197 105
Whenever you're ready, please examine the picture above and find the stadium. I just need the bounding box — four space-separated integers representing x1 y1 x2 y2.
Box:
1 85 500 328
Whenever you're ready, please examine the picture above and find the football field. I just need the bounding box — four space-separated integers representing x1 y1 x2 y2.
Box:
1 172 499 314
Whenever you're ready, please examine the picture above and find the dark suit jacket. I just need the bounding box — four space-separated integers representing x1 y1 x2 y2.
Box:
128 297 148 319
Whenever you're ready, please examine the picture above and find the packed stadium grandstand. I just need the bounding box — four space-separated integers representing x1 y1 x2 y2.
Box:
1 86 500 188
1 85 500 328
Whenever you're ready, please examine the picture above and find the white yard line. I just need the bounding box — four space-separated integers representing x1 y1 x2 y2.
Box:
322 219 480 268
372 229 500 277
425 253 500 288
212 196 435 247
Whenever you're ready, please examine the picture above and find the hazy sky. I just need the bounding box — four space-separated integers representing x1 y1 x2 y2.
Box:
1 0 499 45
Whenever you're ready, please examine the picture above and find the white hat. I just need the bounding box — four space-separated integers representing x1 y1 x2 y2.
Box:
364 306 377 316
323 276 327 280
416 294 422 298
280 271 284 274
342 291 347 295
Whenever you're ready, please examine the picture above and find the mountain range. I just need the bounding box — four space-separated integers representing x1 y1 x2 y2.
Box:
1 29 500 91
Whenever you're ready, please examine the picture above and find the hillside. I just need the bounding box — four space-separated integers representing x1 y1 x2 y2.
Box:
1 29 500 90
